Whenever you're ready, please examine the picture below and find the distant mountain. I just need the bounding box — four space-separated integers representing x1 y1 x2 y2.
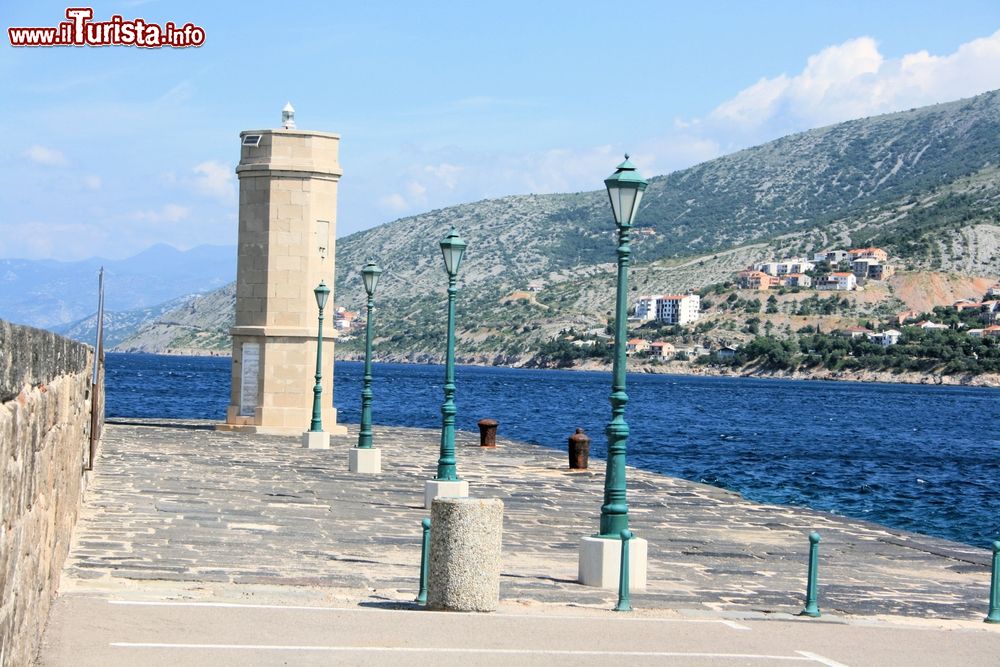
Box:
0 244 236 329
52 294 197 348
104 90 1000 359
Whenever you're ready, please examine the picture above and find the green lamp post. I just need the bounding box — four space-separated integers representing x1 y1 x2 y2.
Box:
357 259 382 450
599 155 647 537
309 281 330 432
435 227 467 481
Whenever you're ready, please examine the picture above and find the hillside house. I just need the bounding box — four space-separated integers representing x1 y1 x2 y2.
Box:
716 345 738 359
913 321 948 330
840 326 869 339
737 270 777 290
987 284 1000 298
851 257 894 281
675 345 710 357
985 325 1000 338
334 307 357 330
868 263 895 281
626 338 651 355
896 310 921 325
848 247 889 263
954 299 980 309
869 329 902 346
752 258 815 276
634 294 701 325
813 250 851 264
649 341 675 358
817 272 857 291
782 273 812 287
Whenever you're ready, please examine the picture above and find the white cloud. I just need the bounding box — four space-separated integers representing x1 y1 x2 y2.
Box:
0 221 106 260
423 163 463 189
133 204 191 223
83 175 102 190
24 145 68 166
378 193 409 213
192 161 235 202
706 30 1000 135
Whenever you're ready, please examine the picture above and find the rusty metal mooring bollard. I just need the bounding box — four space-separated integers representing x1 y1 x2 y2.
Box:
568 428 590 469
478 419 499 447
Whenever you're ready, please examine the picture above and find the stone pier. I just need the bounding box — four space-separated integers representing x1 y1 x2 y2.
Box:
53 419 993 620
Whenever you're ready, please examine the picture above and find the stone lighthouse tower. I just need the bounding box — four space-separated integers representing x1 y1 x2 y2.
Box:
220 104 347 435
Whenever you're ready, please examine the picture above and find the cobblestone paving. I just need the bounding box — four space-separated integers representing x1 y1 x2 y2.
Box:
61 419 993 620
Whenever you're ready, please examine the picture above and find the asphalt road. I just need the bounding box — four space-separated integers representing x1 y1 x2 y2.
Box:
37 594 1000 667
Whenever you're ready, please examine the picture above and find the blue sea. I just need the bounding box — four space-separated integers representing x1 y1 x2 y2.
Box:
105 352 1000 548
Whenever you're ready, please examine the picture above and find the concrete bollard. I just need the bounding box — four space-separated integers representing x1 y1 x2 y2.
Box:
427 497 504 612
478 419 499 447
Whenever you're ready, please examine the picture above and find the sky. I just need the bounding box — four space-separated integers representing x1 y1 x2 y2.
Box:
3 0 1000 261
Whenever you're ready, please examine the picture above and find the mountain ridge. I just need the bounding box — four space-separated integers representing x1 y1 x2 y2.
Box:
98 89 1000 364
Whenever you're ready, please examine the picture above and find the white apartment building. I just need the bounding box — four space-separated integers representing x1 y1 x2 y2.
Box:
812 250 851 265
753 258 814 276
817 272 857 291
634 294 701 325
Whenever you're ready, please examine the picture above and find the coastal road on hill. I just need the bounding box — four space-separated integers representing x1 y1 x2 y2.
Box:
37 593 1000 667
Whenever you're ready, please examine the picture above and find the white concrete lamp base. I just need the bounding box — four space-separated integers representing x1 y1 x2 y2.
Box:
301 431 330 450
424 479 469 510
578 534 648 591
349 447 382 474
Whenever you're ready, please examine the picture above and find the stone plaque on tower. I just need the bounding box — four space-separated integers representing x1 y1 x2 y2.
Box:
219 105 347 435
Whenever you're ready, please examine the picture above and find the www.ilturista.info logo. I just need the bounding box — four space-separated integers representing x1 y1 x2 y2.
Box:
8 7 205 48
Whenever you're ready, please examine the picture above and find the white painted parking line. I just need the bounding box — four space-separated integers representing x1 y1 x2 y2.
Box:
110 642 821 661
718 619 752 630
107 599 749 629
796 651 851 667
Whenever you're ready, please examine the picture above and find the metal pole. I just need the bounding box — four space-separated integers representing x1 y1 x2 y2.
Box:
801 531 821 617
87 267 104 471
614 529 633 612
436 274 459 481
416 518 431 604
599 222 632 537
358 294 375 449
309 302 325 432
987 540 1000 623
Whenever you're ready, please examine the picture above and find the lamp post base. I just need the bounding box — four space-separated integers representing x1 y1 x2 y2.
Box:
424 479 469 509
578 535 648 590
301 431 330 449
349 447 382 474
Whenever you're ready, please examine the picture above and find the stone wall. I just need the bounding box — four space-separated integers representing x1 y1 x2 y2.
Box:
0 320 99 667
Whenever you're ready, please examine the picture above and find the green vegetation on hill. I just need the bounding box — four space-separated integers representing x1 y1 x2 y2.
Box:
710 328 1000 374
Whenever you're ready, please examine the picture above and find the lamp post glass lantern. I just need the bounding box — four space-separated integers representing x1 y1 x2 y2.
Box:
435 227 467 481
309 280 331 433
599 155 647 538
357 260 383 449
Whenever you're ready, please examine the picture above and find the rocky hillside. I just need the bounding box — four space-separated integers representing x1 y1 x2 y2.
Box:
113 284 234 354
113 90 1000 360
